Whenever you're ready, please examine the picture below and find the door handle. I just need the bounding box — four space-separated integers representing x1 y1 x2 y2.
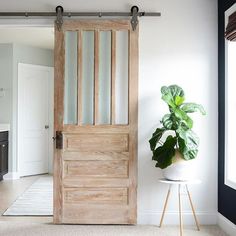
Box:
45 125 49 129
53 131 63 149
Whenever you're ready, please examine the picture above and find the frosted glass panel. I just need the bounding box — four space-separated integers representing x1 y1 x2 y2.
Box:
98 31 111 124
64 31 78 125
116 31 128 125
82 31 94 125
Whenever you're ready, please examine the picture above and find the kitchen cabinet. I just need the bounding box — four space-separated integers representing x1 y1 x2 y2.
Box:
0 131 8 181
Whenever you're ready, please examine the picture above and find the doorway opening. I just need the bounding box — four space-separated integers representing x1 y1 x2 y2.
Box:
0 26 54 218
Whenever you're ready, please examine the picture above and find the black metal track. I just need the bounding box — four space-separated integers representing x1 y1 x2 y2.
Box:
0 12 160 17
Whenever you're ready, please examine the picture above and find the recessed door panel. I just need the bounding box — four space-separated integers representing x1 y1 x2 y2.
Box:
64 188 128 204
64 134 129 152
64 160 129 178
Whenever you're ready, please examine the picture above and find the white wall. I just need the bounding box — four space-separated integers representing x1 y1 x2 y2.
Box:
0 0 218 225
138 0 218 224
0 44 13 170
0 45 13 123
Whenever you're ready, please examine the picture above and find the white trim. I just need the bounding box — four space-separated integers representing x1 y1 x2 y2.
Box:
3 172 20 180
17 62 53 70
138 211 217 225
225 179 236 191
218 213 236 236
224 3 236 190
48 67 54 174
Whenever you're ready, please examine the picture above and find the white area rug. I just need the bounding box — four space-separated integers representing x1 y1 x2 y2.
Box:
3 176 53 216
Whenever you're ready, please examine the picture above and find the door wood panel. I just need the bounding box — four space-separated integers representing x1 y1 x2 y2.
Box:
64 187 128 204
64 133 129 152
63 151 129 161
54 19 138 224
63 177 129 188
64 160 128 178
63 205 130 224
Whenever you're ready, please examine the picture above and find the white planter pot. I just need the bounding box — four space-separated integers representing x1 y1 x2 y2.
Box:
163 150 193 181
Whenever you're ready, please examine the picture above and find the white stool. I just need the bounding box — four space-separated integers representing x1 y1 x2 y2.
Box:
159 179 201 236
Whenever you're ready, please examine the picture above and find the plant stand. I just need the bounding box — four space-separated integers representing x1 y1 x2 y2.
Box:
159 179 201 236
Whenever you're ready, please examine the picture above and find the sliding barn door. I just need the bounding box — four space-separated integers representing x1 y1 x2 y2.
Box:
54 20 138 224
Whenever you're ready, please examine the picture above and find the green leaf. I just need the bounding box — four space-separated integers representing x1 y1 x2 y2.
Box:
161 114 173 129
175 96 185 106
161 92 176 108
180 103 206 115
177 129 199 160
149 128 166 151
161 85 185 108
174 108 193 129
152 135 177 169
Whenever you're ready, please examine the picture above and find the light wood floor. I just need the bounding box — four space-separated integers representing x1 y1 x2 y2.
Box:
0 175 52 223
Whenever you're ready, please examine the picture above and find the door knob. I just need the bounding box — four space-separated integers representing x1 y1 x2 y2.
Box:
45 125 49 129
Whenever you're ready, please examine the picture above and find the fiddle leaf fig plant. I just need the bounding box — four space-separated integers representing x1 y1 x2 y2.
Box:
149 85 206 169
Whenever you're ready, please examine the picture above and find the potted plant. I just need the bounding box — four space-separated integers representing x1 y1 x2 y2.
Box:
149 85 206 180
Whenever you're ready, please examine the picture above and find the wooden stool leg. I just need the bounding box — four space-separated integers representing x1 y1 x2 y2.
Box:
186 185 200 231
159 184 171 227
178 184 183 236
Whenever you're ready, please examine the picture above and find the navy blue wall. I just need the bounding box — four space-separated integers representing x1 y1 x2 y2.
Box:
218 0 236 224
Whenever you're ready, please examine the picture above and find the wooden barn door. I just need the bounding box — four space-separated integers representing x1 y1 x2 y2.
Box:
53 20 138 224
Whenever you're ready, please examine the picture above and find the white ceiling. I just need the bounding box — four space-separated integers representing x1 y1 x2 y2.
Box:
0 27 54 50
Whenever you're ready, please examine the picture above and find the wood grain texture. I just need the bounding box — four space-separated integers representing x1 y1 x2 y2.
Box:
64 133 129 152
63 124 129 133
54 20 138 225
62 204 130 224
63 151 129 161
53 24 65 224
64 187 128 204
128 26 139 224
63 20 131 31
64 160 129 178
63 177 129 188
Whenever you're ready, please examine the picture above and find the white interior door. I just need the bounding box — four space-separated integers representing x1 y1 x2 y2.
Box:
18 63 53 177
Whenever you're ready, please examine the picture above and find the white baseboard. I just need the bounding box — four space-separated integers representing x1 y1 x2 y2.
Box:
218 213 236 236
138 211 217 225
3 172 20 180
